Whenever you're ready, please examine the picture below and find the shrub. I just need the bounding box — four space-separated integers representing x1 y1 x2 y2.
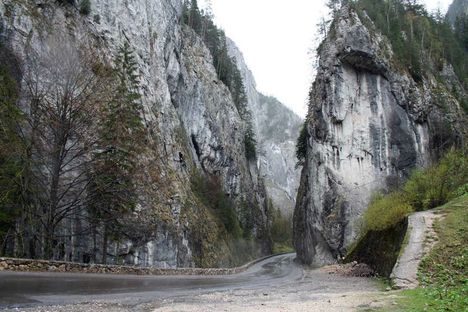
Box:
362 149 467 234
58 0 75 5
404 150 467 211
295 121 309 167
190 171 243 239
244 132 257 160
80 0 91 15
363 192 413 232
270 209 292 244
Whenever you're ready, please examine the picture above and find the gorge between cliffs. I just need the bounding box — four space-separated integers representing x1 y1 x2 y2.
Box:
0 0 467 311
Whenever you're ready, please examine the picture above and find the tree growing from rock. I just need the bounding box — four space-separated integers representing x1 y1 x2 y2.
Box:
0 43 25 256
87 40 146 264
21 34 108 260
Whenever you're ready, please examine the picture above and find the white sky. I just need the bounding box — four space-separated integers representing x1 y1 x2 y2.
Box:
200 0 452 117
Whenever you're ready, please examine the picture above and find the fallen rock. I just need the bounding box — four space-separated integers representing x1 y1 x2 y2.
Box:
322 262 375 277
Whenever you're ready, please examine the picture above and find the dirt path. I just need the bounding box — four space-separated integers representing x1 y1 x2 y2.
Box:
391 210 440 289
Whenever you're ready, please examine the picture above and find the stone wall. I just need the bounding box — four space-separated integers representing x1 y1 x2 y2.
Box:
0 254 280 276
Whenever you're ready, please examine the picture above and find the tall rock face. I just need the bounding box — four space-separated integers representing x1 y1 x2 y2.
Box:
294 6 466 265
447 0 468 24
0 0 272 267
227 40 302 216
255 94 302 216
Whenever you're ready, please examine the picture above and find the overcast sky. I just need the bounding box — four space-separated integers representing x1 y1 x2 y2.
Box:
200 0 453 117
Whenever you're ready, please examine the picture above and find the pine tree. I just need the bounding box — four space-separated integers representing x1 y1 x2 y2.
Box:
327 0 345 16
80 0 91 15
181 2 258 160
0 57 24 255
455 14 468 51
244 118 257 161
189 0 203 34
296 121 309 167
230 65 248 112
88 41 145 264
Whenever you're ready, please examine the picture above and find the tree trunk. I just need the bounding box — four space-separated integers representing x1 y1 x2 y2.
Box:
102 223 108 264
92 224 97 263
43 229 54 260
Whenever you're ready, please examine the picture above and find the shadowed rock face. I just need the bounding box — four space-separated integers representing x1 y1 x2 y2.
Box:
294 6 466 266
0 0 273 267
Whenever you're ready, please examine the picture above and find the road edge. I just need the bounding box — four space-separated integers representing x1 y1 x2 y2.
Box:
0 252 294 276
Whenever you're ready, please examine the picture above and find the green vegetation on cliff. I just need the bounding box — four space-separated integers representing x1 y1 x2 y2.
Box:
182 0 257 159
190 170 263 267
270 207 293 254
348 150 467 276
182 0 247 111
350 0 467 90
295 121 309 167
0 46 24 252
362 150 467 232
190 170 243 240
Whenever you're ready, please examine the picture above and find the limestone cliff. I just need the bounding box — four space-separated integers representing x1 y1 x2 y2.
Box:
447 0 468 24
0 0 273 268
227 40 302 216
294 6 466 265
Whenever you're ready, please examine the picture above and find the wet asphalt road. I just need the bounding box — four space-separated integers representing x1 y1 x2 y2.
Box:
0 253 302 308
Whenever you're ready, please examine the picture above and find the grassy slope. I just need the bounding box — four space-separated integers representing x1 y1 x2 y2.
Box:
373 195 468 311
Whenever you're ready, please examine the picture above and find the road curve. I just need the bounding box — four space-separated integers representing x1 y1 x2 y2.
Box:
0 253 302 308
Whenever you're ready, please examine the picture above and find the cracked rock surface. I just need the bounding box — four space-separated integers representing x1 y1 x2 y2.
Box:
0 0 300 267
293 5 466 266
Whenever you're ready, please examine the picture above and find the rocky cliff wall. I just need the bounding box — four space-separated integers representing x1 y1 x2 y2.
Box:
447 0 468 24
294 6 466 265
0 0 271 268
227 40 302 216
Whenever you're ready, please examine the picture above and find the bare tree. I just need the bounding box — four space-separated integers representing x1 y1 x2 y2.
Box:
23 32 111 260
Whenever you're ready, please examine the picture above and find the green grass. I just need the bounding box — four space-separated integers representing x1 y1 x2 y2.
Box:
364 192 413 231
375 195 468 311
272 243 294 254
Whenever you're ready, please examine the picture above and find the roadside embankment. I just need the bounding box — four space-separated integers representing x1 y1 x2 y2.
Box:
0 253 288 276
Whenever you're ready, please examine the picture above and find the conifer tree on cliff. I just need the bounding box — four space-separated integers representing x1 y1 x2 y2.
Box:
87 41 145 264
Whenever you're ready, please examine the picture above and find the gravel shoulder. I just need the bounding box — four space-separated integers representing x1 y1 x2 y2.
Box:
152 268 385 312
